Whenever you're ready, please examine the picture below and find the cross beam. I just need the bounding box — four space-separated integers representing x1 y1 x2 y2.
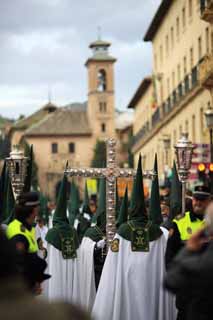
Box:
65 138 155 246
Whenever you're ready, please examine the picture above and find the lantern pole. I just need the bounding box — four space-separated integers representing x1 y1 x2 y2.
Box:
174 133 195 215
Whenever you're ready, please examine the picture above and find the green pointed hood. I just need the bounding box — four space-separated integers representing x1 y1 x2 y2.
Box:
23 145 33 193
129 154 146 220
116 187 128 228
68 181 80 226
46 175 79 251
96 178 106 228
169 161 182 220
82 180 92 214
2 168 15 225
149 154 163 225
53 175 68 225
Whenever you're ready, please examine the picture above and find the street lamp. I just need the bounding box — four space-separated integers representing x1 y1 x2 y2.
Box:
174 133 195 215
6 145 28 200
205 106 213 193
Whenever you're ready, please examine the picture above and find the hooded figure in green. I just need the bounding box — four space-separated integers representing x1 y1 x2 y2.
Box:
45 175 80 302
92 155 175 320
77 178 106 311
74 181 93 243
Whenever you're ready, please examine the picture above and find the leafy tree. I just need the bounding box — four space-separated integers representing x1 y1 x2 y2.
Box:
22 140 39 191
91 140 106 168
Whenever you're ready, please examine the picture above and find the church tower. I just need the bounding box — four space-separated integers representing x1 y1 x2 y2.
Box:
85 38 117 139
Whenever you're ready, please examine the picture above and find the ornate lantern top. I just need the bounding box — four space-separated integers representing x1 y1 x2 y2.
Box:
205 106 213 130
174 133 195 181
6 145 28 200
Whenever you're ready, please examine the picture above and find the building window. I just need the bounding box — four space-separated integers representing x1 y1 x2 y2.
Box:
198 36 202 60
200 108 204 132
97 69 107 91
185 120 189 132
166 35 169 55
190 47 194 69
192 115 196 142
206 27 210 54
171 27 174 48
177 64 181 82
182 7 186 29
101 123 106 132
99 102 107 113
69 142 75 153
183 56 187 76
188 0 193 18
160 45 163 63
176 17 180 40
52 143 58 154
167 77 170 96
172 71 175 89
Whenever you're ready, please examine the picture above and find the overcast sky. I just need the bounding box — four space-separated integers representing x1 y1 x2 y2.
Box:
0 0 161 119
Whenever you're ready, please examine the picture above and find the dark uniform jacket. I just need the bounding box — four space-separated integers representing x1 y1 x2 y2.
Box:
165 242 213 320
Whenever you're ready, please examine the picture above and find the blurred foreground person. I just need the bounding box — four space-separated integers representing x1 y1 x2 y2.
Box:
165 201 213 320
6 191 50 294
0 227 91 320
165 185 210 320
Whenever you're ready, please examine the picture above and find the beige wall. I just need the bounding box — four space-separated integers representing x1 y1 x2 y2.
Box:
26 135 94 199
132 0 212 181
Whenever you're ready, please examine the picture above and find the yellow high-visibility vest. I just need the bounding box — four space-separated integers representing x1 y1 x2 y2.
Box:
7 219 38 253
173 211 205 241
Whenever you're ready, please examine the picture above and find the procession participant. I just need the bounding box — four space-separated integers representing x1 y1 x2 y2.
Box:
74 181 93 243
68 181 80 227
46 175 80 302
92 155 175 320
165 185 210 320
6 191 50 295
78 178 106 311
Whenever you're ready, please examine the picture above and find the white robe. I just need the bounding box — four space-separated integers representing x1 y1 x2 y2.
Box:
46 244 80 304
92 228 176 320
77 237 96 311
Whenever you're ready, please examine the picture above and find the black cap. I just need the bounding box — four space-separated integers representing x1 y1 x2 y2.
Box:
17 192 40 207
193 185 210 200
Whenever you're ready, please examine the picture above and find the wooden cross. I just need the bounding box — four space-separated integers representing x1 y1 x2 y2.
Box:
64 138 155 247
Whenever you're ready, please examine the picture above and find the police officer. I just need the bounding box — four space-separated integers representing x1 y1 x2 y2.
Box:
165 185 211 320
6 191 50 294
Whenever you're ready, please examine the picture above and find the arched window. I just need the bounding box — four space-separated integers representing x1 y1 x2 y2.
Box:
97 69 107 92
52 143 58 154
69 142 75 153
101 123 106 132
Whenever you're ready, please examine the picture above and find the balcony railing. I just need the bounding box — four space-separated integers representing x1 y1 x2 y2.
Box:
199 54 213 89
152 108 160 127
192 66 198 87
132 60 201 148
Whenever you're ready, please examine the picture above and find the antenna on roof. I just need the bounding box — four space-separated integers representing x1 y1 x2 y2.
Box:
97 26 102 40
48 85 52 103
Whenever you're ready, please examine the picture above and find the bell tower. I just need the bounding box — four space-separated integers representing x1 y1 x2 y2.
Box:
85 38 117 139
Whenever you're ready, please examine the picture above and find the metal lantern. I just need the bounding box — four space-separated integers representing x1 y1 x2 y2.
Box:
174 133 195 214
6 145 28 200
205 106 213 129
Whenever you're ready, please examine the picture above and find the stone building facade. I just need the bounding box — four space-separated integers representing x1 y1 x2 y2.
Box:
129 0 212 183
